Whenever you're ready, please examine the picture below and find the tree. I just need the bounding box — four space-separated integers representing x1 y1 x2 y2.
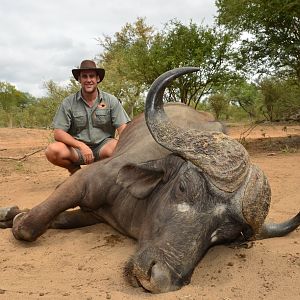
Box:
34 79 80 128
216 0 300 81
0 82 34 127
17 79 80 128
98 18 239 112
258 77 300 121
150 20 239 108
227 80 261 120
98 18 154 117
207 93 229 119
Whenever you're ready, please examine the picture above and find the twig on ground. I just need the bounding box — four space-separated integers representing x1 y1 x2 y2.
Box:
0 148 45 161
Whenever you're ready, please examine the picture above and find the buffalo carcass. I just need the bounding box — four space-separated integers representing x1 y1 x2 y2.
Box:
0 67 299 294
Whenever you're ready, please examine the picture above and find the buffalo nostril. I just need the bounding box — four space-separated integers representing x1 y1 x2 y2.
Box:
147 260 156 278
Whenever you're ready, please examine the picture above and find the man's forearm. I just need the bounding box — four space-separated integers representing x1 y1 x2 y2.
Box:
53 129 83 149
116 123 127 137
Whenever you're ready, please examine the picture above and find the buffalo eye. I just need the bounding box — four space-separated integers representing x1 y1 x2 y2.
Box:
179 181 186 193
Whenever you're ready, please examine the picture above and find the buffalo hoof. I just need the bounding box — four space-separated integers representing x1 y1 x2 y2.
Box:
0 206 21 228
12 212 41 242
0 206 20 221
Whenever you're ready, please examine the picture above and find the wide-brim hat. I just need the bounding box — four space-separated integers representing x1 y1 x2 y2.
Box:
72 60 105 83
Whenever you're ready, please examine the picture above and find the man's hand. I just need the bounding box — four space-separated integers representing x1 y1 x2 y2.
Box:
78 143 94 164
53 129 95 165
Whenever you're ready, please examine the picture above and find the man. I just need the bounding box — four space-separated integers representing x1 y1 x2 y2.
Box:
45 59 131 174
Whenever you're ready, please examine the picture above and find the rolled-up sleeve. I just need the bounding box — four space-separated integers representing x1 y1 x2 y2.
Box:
52 101 72 132
111 98 131 128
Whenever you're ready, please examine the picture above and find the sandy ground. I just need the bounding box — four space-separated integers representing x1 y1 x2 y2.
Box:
0 124 299 300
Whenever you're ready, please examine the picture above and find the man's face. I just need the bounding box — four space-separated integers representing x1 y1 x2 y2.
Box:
79 70 100 94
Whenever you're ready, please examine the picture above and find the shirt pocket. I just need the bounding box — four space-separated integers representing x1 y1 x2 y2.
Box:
72 111 87 131
93 108 111 128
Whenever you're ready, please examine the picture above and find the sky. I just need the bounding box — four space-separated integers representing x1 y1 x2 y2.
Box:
0 0 217 97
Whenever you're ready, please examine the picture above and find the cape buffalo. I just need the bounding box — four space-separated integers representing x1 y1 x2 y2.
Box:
0 67 299 294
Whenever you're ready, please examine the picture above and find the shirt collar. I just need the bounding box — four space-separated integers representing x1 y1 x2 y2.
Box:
77 88 102 105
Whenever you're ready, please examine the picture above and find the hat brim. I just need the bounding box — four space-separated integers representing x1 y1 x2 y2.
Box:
72 68 105 83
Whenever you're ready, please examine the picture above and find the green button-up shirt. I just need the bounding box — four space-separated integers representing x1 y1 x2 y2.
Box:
52 89 131 145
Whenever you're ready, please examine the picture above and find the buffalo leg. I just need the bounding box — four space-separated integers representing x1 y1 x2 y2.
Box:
49 209 102 229
12 178 86 241
1 207 101 230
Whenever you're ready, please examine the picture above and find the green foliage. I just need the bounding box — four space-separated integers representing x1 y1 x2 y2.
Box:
0 82 34 127
98 18 239 113
207 76 300 122
13 79 80 128
98 18 152 117
216 0 300 81
226 80 262 120
153 21 239 108
258 77 300 121
2 13 300 127
226 103 250 122
0 82 33 110
0 80 80 128
25 79 80 128
207 93 229 119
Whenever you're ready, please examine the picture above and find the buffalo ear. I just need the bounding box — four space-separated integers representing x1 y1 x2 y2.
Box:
116 161 165 199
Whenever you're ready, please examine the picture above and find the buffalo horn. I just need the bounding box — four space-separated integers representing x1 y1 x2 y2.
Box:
145 67 250 193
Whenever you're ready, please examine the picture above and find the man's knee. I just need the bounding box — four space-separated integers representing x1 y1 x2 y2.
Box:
45 142 71 163
99 139 118 159
45 143 59 162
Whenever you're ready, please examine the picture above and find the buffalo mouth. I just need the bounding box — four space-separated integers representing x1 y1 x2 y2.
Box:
124 248 189 293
